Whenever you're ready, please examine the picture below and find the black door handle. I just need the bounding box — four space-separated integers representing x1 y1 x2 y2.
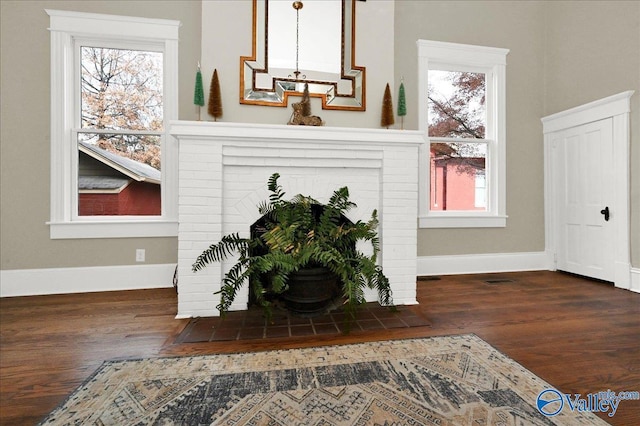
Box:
600 206 610 221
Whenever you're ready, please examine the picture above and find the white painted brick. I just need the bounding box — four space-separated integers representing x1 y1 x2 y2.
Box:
180 300 219 312
175 125 422 316
383 190 418 200
178 292 218 303
180 162 221 172
178 205 218 215
381 229 416 238
181 152 220 164
180 179 222 189
180 142 219 153
179 196 214 206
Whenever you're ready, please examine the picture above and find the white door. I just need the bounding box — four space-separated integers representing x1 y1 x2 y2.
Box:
554 118 615 282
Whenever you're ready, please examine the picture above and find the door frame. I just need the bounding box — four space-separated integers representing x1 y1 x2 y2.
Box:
542 91 634 289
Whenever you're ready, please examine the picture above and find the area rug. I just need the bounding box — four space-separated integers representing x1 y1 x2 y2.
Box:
39 334 607 425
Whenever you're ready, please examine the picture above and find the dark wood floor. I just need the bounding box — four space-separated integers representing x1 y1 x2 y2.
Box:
1 271 638 425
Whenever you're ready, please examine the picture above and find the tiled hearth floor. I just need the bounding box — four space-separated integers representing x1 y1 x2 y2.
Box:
175 302 430 343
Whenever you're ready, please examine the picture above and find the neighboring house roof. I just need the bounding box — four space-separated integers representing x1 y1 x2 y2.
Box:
78 141 161 185
430 142 457 157
78 176 131 192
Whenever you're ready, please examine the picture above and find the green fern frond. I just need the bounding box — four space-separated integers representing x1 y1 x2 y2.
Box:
327 186 356 212
340 276 366 317
262 225 300 253
289 194 319 206
270 271 288 293
309 244 345 269
248 274 273 321
192 233 250 272
253 251 299 275
368 209 379 227
257 200 272 216
375 269 393 307
215 260 251 313
267 172 286 204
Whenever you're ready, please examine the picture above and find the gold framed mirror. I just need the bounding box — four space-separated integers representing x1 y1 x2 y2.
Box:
240 0 366 111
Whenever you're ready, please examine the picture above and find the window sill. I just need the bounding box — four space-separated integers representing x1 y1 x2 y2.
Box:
419 214 507 229
49 220 178 239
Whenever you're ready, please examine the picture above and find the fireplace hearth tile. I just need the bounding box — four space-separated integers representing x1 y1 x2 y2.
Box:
175 302 430 343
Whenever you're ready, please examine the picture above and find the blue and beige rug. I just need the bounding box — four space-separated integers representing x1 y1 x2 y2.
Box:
39 334 607 425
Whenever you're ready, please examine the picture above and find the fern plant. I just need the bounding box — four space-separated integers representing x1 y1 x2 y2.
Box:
192 173 393 320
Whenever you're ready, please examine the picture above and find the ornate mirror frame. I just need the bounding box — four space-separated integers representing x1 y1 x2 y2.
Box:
240 0 366 111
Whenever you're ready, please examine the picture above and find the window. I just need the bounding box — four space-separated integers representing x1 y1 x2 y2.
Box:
47 10 180 238
79 46 163 217
418 40 509 228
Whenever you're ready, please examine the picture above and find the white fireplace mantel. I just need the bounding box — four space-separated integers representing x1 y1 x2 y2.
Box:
171 121 425 318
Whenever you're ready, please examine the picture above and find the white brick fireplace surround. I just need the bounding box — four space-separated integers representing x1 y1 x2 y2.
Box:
171 121 425 318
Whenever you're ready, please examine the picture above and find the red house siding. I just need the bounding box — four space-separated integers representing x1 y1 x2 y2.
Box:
79 181 161 216
430 156 485 211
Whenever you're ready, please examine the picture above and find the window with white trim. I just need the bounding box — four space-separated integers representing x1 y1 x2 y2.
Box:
418 40 509 228
47 10 180 238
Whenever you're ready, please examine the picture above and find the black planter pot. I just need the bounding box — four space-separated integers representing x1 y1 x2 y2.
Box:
282 267 338 315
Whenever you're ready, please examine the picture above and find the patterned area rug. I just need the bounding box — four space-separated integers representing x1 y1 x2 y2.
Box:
39 334 607 425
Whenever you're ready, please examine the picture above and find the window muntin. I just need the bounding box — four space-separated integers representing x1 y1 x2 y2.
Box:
417 40 508 228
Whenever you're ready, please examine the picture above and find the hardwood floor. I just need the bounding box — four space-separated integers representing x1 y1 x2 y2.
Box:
1 271 638 425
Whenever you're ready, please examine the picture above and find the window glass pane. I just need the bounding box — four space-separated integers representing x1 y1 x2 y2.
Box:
81 47 163 131
428 70 485 138
430 142 487 211
79 46 162 217
78 133 161 216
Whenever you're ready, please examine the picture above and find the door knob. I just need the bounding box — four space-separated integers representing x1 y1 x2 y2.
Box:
600 206 610 221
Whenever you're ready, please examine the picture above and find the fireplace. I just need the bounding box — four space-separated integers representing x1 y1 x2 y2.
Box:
171 121 425 318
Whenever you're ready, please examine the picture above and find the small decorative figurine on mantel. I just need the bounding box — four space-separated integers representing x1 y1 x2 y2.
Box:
288 83 324 126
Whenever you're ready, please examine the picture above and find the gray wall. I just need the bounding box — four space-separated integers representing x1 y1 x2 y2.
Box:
1 1 638 273
395 1 547 257
543 1 640 267
395 1 638 266
0 1 201 269
198 0 395 128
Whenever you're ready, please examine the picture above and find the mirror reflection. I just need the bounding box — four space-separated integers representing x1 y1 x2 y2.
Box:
240 0 366 110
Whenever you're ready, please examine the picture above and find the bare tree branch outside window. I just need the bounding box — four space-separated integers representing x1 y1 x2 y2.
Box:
80 47 163 170
428 70 486 176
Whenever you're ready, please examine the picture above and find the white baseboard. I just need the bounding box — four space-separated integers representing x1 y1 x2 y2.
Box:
631 268 640 293
417 251 550 277
3 258 634 297
0 263 176 297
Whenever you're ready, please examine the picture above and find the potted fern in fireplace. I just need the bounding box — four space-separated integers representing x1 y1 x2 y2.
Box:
192 173 393 321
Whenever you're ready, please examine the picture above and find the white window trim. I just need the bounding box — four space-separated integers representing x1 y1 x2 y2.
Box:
417 40 509 228
46 9 180 239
